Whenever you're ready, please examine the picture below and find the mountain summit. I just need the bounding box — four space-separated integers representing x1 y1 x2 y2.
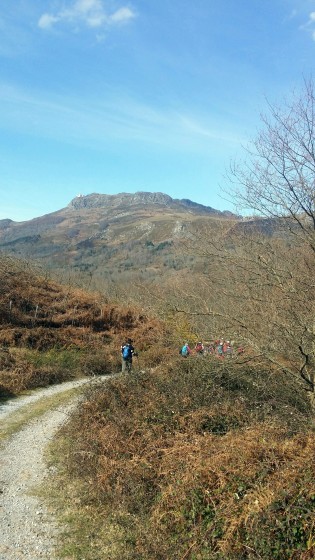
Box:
67 191 234 216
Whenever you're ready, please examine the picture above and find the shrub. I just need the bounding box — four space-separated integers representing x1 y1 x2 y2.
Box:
80 350 114 376
58 358 314 559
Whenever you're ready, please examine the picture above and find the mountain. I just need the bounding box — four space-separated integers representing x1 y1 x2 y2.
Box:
0 192 238 288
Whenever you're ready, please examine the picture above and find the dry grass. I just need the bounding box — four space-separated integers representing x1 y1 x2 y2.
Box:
53 358 315 560
0 254 166 397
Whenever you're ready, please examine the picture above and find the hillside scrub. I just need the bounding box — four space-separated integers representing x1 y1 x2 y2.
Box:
150 80 315 405
55 357 315 559
227 79 315 397
0 254 167 398
172 228 315 389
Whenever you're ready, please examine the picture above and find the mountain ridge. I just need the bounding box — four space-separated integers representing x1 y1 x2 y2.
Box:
0 192 236 227
66 191 236 217
0 191 239 289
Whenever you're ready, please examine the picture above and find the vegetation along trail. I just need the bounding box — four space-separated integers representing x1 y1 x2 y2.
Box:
0 377 105 559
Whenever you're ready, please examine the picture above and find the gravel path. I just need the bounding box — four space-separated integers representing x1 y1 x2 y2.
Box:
0 377 106 560
0 378 91 421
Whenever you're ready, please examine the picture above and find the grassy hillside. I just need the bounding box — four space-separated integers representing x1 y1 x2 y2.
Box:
51 357 315 560
0 254 167 398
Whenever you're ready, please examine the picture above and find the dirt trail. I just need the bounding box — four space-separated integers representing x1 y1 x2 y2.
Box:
0 377 104 560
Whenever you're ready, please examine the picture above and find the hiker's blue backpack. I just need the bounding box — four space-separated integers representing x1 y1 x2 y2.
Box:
181 345 188 356
123 345 132 359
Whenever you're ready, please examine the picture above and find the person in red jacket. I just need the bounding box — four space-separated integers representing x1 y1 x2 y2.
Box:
195 341 204 355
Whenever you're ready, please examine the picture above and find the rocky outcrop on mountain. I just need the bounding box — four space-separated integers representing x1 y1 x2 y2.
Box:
68 192 174 210
67 192 233 216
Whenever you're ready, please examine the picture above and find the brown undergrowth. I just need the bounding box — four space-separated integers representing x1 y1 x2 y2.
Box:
0 254 166 397
56 357 315 560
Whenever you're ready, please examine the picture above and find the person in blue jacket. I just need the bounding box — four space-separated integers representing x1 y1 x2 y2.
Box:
180 342 191 357
121 338 136 372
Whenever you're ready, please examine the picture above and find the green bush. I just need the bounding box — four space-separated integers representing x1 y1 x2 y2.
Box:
25 348 82 374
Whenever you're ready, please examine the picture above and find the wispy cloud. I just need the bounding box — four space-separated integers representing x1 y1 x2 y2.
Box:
299 9 315 39
38 0 136 31
285 8 298 21
0 83 242 155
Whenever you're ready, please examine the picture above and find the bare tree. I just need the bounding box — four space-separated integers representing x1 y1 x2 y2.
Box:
230 78 315 245
229 79 315 395
173 80 315 398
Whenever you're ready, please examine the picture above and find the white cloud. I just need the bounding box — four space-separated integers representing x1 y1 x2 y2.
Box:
299 11 315 40
109 7 135 24
38 14 60 30
38 0 136 31
75 0 102 14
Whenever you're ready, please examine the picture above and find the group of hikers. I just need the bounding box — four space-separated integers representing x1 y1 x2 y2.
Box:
121 337 245 373
180 339 244 359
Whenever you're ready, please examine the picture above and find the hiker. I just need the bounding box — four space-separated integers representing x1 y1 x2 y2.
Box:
121 338 137 373
216 340 224 359
225 341 233 357
222 340 229 354
194 341 204 355
180 342 191 357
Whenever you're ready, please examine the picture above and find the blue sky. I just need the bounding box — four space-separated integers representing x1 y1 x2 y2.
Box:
1 0 315 221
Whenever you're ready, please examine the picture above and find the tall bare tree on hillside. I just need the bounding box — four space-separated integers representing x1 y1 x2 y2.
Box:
231 79 315 394
230 79 315 244
175 80 315 397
